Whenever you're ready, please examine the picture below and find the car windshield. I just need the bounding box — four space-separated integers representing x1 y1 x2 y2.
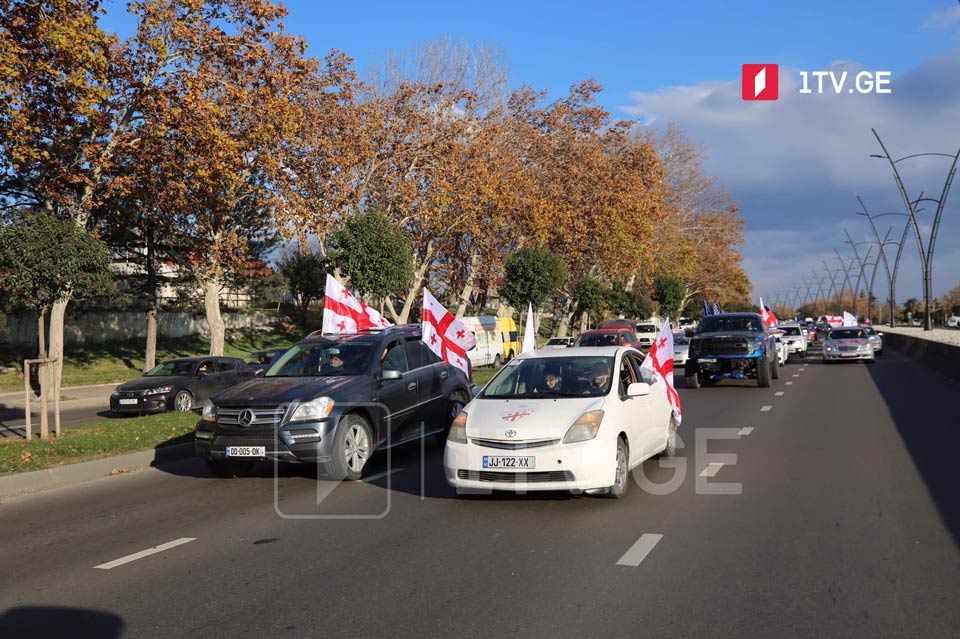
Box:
635 324 657 333
698 315 764 333
673 334 689 345
782 326 801 335
480 356 614 398
545 338 569 346
830 329 866 340
575 332 620 347
144 360 195 377
266 342 373 377
243 350 280 365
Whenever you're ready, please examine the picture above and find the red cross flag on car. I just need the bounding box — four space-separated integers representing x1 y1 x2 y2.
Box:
759 296 778 328
421 288 477 378
321 274 392 335
640 321 682 425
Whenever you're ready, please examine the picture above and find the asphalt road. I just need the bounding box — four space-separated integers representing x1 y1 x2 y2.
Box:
1 346 959 639
0 385 117 439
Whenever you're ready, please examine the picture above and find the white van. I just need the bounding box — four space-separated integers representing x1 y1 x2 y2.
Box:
460 316 505 368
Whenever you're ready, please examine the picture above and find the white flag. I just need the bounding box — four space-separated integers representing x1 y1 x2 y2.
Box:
421 288 476 378
521 302 536 353
321 274 392 335
842 311 858 327
639 320 682 424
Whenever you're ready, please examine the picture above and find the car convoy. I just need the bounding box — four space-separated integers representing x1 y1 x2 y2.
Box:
105 312 881 497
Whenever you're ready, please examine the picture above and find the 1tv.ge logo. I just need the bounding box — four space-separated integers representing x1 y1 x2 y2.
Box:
742 64 892 100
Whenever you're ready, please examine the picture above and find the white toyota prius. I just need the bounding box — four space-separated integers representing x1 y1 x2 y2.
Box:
443 347 677 498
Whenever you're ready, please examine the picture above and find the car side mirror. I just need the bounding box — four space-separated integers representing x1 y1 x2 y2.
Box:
380 369 402 381
626 382 650 397
685 329 695 338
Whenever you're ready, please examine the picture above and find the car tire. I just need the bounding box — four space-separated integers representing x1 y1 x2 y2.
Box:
325 414 373 481
656 415 678 458
493 354 502 368
685 369 701 389
758 357 772 387
604 437 629 499
174 390 193 412
436 392 468 445
204 457 257 478
771 352 780 380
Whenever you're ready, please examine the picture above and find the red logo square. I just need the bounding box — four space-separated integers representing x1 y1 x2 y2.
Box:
742 64 779 100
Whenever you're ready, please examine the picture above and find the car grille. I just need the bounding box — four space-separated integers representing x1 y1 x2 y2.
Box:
457 470 576 483
214 433 280 446
838 345 859 352
699 338 749 355
118 390 144 399
471 438 561 450
217 405 287 427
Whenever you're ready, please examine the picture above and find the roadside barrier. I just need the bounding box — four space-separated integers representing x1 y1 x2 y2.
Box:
882 332 960 383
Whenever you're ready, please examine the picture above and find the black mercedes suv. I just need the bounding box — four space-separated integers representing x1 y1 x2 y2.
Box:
195 325 474 480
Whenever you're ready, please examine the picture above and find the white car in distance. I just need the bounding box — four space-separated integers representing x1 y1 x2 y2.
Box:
444 347 677 498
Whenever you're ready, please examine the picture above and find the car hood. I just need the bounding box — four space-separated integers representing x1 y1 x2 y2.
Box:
117 376 185 391
213 375 364 406
465 396 604 440
693 331 763 340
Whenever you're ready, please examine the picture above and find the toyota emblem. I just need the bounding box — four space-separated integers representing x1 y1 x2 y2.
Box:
504 429 517 438
239 409 255 426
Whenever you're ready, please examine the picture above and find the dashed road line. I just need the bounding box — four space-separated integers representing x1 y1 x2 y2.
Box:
775 391 784 396
739 427 754 436
95 538 196 570
700 462 724 477
616 534 663 567
761 405 773 412
792 374 800 377
785 381 794 386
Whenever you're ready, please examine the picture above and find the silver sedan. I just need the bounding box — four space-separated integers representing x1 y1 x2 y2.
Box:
822 327 875 363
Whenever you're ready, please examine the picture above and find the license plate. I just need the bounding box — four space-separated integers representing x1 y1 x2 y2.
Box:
842 352 858 357
118 398 138 405
483 456 535 469
699 358 717 363
226 446 265 458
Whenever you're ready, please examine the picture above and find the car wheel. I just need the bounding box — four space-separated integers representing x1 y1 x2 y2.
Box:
436 392 468 445
685 369 701 389
770 352 780 380
758 357 772 387
493 354 502 368
605 437 629 499
174 390 193 412
325 414 373 481
204 457 257 478
657 415 678 458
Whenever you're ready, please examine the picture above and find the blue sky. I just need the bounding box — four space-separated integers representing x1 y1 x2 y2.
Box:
102 1 960 305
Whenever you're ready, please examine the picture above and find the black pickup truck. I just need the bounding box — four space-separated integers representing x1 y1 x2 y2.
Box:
684 313 779 388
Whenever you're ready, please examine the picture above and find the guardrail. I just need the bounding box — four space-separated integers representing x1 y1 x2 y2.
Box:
881 332 960 382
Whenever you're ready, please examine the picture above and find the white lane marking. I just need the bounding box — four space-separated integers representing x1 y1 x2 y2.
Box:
616 534 663 567
363 468 404 483
775 391 784 396
785 381 794 386
792 374 800 377
739 427 754 436
799 367 806 371
761 405 773 412
700 462 724 477
95 538 196 570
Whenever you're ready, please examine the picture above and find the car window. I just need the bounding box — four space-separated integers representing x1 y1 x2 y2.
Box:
144 360 194 377
576 333 619 347
218 359 236 372
381 342 409 372
196 360 214 375
267 342 373 377
624 331 637 343
480 356 613 398
618 354 639 395
403 339 434 369
626 353 654 385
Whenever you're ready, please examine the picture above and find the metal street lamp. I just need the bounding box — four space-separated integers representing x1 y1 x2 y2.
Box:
870 129 960 330
842 230 876 320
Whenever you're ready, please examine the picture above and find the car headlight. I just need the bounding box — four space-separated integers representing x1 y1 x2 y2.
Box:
288 397 335 423
145 385 173 395
111 390 119 398
859 344 872 351
563 410 604 444
449 411 468 444
201 398 217 422
748 338 763 353
825 344 837 352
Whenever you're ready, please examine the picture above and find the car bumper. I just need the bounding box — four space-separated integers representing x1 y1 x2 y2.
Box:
195 417 337 463
443 437 616 492
822 351 874 361
110 395 172 414
785 342 805 353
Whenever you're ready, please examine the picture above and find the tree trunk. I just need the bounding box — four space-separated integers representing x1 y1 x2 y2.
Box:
144 233 158 372
533 309 543 338
578 310 589 334
455 251 481 317
47 300 67 401
35 310 46 399
397 243 434 324
554 294 575 337
204 280 226 356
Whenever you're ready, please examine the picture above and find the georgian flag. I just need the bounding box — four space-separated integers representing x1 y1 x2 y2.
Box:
842 311 858 327
421 288 477 378
759 297 778 328
321 274 392 335
640 320 682 425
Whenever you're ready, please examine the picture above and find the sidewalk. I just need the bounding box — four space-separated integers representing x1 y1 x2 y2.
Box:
880 325 960 348
0 382 119 402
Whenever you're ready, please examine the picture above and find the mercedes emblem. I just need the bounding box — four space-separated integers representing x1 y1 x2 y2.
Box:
239 409 255 426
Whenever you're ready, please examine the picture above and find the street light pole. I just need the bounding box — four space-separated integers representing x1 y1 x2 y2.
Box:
871 129 960 330
833 250 857 311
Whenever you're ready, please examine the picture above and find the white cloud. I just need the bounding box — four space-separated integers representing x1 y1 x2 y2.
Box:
923 6 960 29
621 51 960 301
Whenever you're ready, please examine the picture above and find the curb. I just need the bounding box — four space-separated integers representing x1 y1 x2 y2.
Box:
0 382 120 401
0 441 197 501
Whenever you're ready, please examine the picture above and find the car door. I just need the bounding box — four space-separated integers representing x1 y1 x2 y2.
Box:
190 359 221 402
401 338 444 437
625 352 668 460
376 340 418 443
